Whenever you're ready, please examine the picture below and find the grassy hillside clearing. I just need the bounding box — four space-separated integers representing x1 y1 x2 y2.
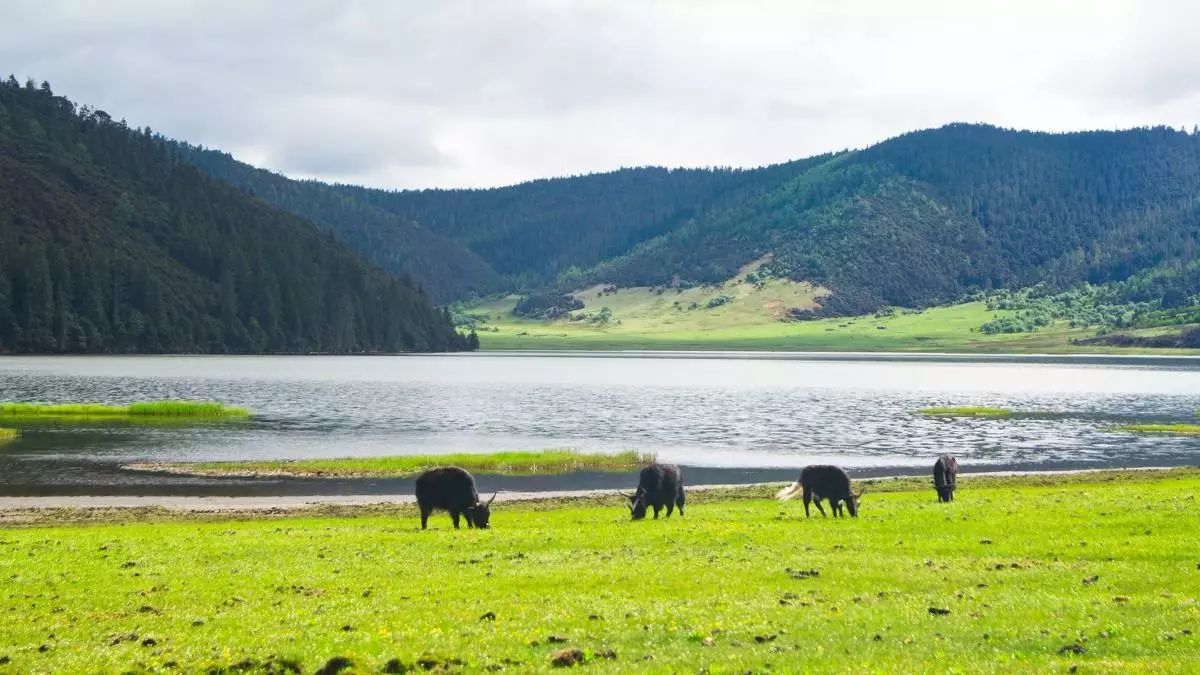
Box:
1 469 1197 672
467 282 1197 352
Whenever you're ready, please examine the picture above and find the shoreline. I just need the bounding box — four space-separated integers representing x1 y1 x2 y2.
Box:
0 465 1186 517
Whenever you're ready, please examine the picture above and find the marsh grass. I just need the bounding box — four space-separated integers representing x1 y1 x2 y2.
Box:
129 449 655 478
1 469 1198 672
918 405 1013 417
0 427 18 443
1109 423 1200 436
0 401 250 419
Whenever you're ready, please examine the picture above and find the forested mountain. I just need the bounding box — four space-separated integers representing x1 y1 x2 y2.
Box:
286 125 1200 318
340 158 833 285
581 125 1200 314
174 145 503 302
0 78 470 353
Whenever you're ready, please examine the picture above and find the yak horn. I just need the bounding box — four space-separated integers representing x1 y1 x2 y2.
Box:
487 491 498 505
618 490 633 498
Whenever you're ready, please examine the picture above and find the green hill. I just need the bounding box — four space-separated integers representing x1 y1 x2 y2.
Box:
174 144 504 302
0 78 469 353
580 125 1200 316
174 122 1200 337
312 125 1200 330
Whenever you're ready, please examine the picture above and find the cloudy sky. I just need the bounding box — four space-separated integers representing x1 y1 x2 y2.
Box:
4 1 1198 189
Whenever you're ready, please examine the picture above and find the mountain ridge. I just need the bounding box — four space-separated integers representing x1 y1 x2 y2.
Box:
0 77 470 354
180 122 1200 323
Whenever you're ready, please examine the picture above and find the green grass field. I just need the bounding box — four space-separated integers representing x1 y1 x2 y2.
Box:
125 450 655 478
2 470 1197 672
0 401 251 419
465 282 1198 353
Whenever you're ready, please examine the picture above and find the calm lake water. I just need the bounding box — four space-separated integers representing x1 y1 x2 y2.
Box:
1 353 1199 496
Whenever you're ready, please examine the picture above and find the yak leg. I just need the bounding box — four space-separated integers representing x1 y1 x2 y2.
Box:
653 504 662 519
420 507 431 530
665 502 674 518
451 511 462 529
813 497 828 517
802 488 813 518
676 491 685 517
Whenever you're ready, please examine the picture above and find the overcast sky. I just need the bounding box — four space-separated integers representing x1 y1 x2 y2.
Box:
4 1 1198 189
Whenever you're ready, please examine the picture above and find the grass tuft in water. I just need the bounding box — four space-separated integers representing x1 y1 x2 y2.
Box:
128 449 655 478
1109 423 1200 436
0 427 18 443
918 405 1012 417
0 401 251 419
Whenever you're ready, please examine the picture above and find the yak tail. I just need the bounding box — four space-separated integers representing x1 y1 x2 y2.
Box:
776 481 803 501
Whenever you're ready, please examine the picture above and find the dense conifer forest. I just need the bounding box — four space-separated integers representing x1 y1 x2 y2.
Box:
185 121 1200 322
174 144 504 303
0 78 471 354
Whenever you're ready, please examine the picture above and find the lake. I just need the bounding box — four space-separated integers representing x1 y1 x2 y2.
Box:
1 353 1198 496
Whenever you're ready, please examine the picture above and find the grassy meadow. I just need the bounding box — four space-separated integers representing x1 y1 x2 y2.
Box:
464 282 1197 353
1 469 1198 672
126 450 655 478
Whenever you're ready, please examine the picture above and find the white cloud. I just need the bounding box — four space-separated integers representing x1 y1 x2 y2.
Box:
2 0 1196 188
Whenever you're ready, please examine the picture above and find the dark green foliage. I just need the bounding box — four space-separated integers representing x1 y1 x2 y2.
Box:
977 261 1200 334
341 165 801 283
512 293 583 319
173 145 503 302
0 80 470 354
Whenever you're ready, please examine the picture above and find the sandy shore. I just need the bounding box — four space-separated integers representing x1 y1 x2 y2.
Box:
0 484 746 513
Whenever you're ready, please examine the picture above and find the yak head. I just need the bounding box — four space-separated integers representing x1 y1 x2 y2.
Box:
621 490 648 520
471 492 498 529
847 490 863 516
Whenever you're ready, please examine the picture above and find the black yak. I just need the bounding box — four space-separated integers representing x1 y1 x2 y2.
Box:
621 463 685 520
414 466 496 530
933 454 959 502
776 465 861 518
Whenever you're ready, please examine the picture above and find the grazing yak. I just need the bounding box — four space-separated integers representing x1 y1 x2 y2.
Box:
622 463 685 520
414 466 496 530
776 465 861 518
933 454 959 502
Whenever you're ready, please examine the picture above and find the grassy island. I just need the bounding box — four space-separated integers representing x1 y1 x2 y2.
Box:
1109 423 1200 436
125 449 654 478
918 406 1013 418
0 401 251 419
0 427 18 443
0 469 1196 671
